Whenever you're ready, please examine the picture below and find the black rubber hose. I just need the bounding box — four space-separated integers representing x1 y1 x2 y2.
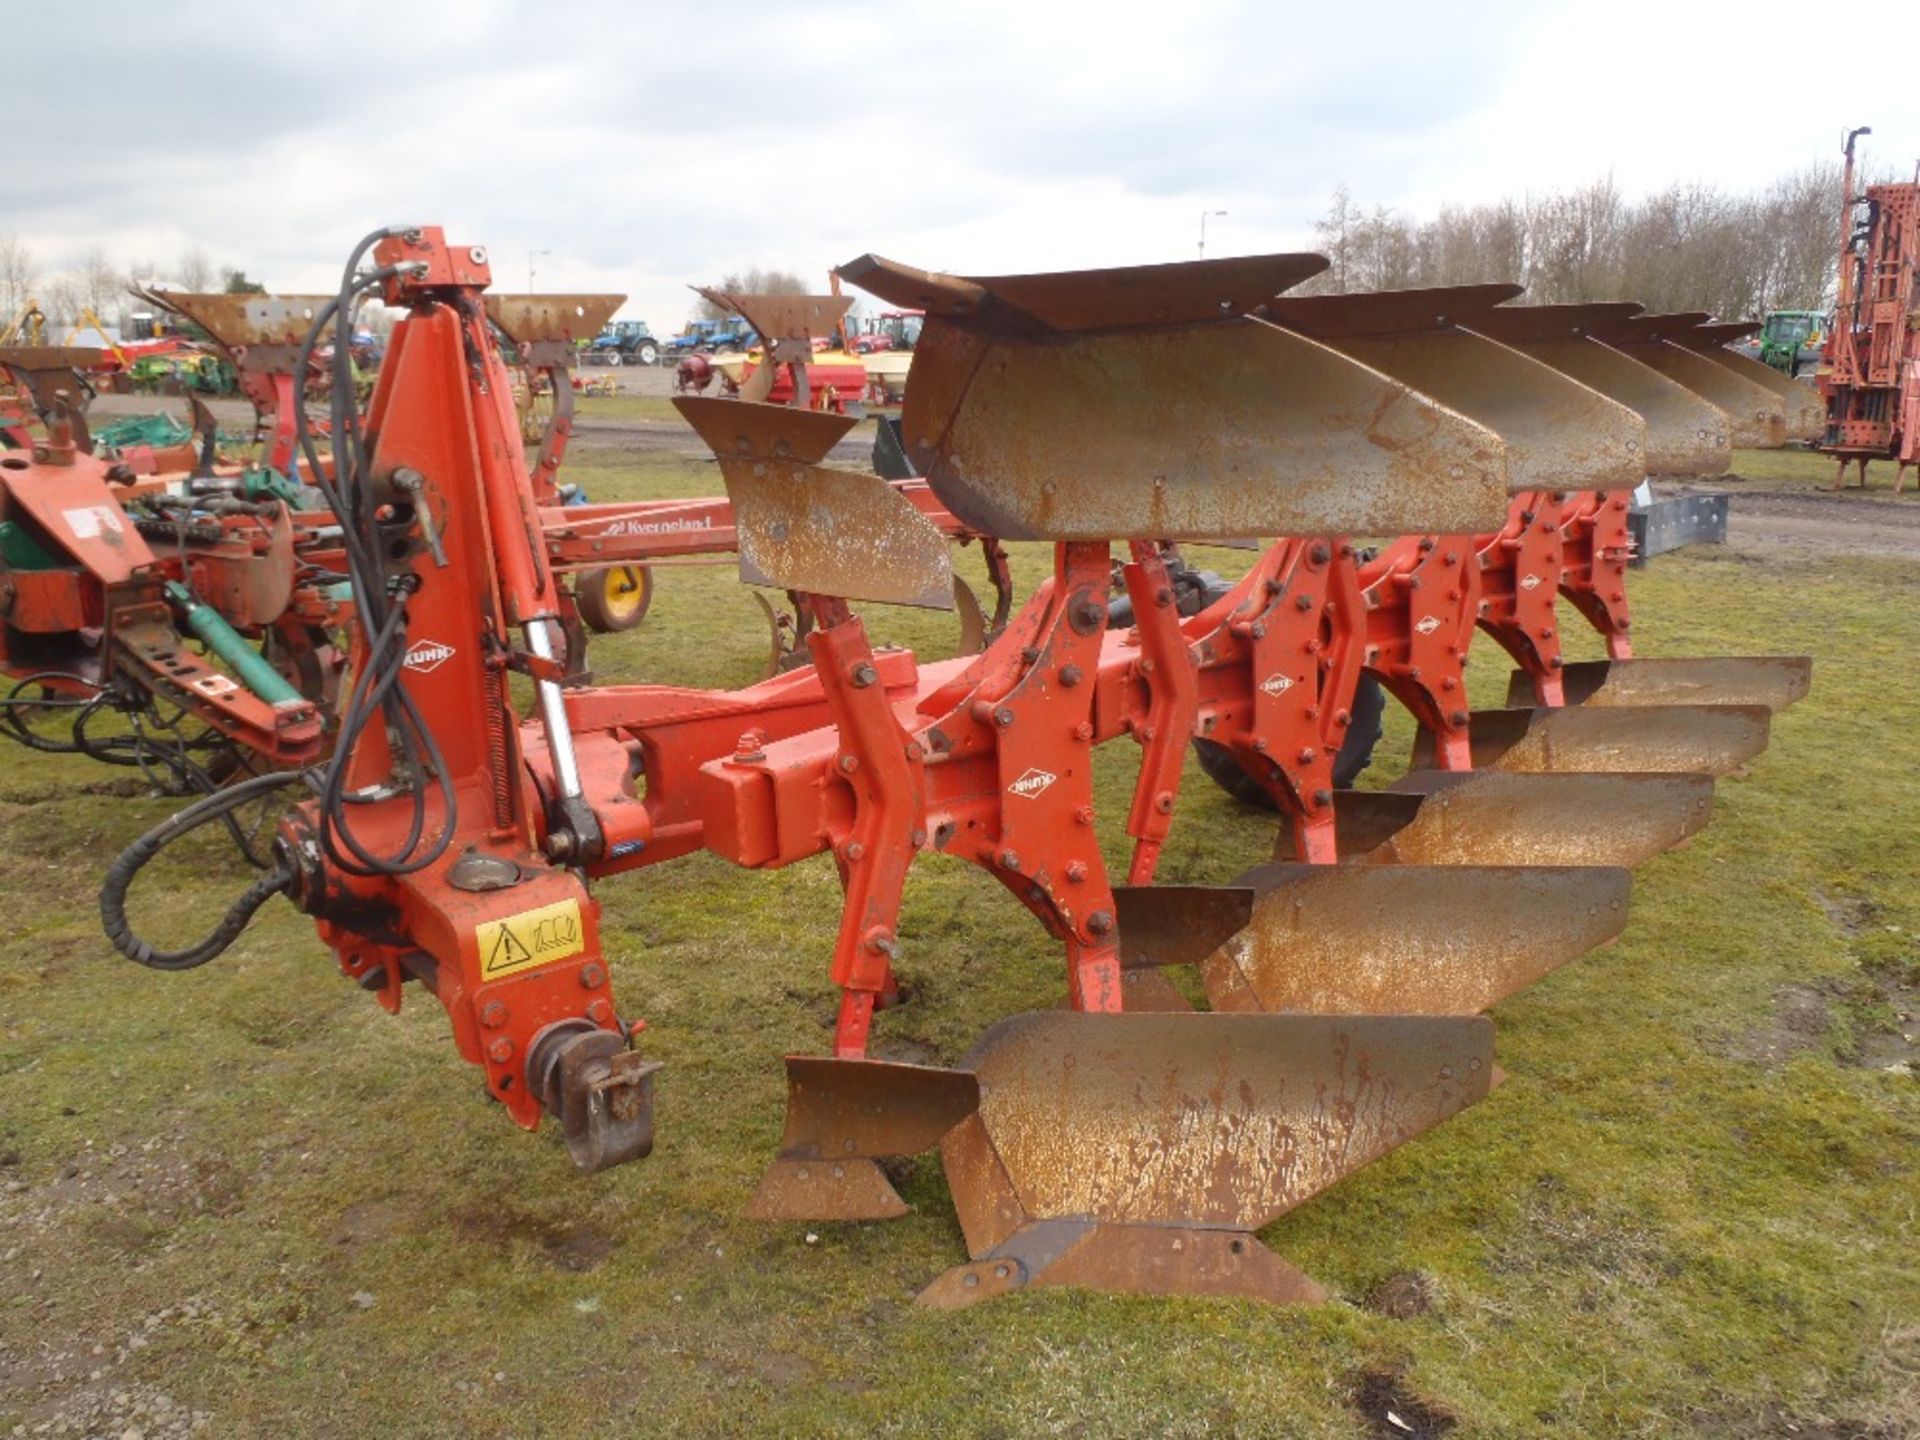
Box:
100 769 310 971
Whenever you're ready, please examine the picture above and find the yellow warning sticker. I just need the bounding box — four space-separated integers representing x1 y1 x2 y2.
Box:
476 899 587 980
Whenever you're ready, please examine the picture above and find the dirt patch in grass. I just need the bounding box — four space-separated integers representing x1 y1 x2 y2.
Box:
1350 1363 1456 1438
1727 973 1918 1074
1364 1271 1435 1320
449 1201 618 1272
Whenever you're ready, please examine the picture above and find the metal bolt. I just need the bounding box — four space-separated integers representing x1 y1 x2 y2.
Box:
578 964 606 990
1252 737 1269 754
849 662 878 688
586 999 611 1024
1065 861 1089 883
1298 747 1316 764
1074 805 1095 826
839 753 859 772
844 842 865 861
1073 721 1094 741
486 1036 513 1063
1309 541 1332 565
993 706 1015 728
1086 910 1114 937
1295 594 1313 611
480 1001 507 1029
1154 790 1175 814
999 848 1021 870
1058 664 1083 687
1312 788 1333 808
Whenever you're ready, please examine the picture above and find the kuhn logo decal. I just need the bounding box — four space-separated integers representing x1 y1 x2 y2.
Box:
1260 673 1295 697
404 639 456 673
1008 767 1057 799
1520 573 1542 591
1415 615 1442 635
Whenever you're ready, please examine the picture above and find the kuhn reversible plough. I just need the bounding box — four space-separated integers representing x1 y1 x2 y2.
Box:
91 228 1810 1307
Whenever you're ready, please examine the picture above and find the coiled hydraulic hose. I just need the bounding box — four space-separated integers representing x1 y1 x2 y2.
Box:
99 768 311 971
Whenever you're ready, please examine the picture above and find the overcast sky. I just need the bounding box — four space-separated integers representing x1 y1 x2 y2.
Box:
7 0 1916 331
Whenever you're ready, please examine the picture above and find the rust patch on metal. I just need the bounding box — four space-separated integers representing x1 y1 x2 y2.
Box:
1349 770 1716 868
486 294 625 345
143 292 332 349
903 317 1510 540
1466 327 1731 477
1612 342 1787 449
1412 704 1773 777
946 1011 1492 1233
1265 289 1646 494
675 396 952 607
1200 864 1631 1015
839 252 1328 332
1518 656 1814 713
746 1055 978 1221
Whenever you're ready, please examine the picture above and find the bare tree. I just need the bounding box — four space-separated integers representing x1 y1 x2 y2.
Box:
42 275 83 327
1302 163 1844 320
79 249 119 319
694 266 811 318
176 246 215 292
0 233 36 320
1303 185 1359 294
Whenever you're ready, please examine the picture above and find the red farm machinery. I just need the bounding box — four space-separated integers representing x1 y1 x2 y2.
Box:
13 226 1809 1309
1823 125 1920 492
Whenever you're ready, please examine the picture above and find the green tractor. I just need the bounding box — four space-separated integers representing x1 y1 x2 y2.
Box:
1757 310 1825 377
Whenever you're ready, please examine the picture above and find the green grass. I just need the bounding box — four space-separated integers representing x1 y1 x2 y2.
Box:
1 453 1914 1437
1725 443 1918 496
573 391 686 425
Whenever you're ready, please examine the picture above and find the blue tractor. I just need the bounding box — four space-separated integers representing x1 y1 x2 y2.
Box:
587 320 661 367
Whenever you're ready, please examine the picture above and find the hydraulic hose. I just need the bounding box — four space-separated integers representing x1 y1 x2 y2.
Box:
100 769 310 971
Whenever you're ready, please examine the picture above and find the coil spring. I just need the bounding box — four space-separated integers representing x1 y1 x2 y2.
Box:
483 667 512 829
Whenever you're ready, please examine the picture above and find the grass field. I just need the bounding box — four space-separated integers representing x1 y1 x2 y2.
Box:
1 441 1915 1438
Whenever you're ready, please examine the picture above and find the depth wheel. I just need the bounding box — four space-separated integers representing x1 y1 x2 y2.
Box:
575 565 653 634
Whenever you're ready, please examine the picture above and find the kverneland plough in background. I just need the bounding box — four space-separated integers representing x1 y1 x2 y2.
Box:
98 229 1807 1311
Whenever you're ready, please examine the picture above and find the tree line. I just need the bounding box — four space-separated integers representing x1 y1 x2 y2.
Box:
1296 165 1844 319
0 241 263 330
0 161 1868 336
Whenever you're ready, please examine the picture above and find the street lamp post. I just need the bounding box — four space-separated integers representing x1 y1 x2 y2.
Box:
1198 209 1227 260
528 248 551 293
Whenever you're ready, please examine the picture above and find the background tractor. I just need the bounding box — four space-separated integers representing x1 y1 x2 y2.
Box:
1757 308 1825 375
586 319 660 366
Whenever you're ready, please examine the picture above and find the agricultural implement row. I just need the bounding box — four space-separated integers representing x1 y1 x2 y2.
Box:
87 228 1809 1311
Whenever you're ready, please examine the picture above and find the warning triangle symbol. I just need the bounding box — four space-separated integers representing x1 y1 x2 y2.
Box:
484 924 535 975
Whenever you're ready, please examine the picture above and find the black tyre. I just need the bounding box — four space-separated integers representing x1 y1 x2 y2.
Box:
1191 673 1386 809
1105 560 1390 805
634 341 660 366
